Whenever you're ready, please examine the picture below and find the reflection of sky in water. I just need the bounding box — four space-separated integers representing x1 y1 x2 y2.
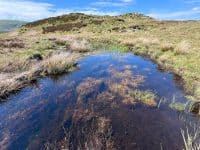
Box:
0 52 199 149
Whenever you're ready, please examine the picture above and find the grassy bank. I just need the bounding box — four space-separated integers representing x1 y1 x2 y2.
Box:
0 52 81 99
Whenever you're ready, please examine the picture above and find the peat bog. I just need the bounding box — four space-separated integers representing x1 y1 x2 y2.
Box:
0 52 199 149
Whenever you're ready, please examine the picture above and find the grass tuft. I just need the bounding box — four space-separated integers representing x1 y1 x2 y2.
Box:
175 40 191 55
181 126 200 150
129 90 157 106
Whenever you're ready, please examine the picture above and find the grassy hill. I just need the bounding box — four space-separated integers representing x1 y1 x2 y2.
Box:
0 13 200 102
0 20 26 32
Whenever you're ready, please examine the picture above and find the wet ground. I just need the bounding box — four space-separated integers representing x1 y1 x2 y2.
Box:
0 52 199 150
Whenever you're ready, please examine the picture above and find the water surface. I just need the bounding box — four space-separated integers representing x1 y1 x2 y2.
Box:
0 52 199 150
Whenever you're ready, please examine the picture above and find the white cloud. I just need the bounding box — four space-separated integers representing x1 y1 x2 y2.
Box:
0 0 119 21
0 0 54 21
91 0 134 7
121 0 133 2
92 1 127 7
183 0 200 4
148 7 200 20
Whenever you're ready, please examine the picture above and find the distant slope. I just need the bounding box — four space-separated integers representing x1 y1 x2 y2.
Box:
24 13 153 28
0 20 26 32
24 13 154 34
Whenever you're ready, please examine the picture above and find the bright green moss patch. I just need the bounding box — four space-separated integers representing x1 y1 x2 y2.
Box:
169 102 186 112
129 90 157 107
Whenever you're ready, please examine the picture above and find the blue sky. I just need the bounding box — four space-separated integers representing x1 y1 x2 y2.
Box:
0 0 199 21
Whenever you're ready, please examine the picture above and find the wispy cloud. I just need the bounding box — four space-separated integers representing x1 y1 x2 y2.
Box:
121 0 133 2
0 0 54 21
91 2 126 7
0 0 119 21
183 0 200 4
148 7 200 20
91 0 133 7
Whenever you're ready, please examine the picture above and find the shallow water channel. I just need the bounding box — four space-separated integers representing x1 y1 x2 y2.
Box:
0 52 199 150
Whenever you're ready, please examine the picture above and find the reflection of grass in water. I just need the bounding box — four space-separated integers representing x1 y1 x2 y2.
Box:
103 49 130 63
107 44 129 53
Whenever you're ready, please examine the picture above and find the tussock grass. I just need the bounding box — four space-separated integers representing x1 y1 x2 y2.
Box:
0 77 22 99
160 42 174 52
67 38 91 52
0 52 80 99
175 40 191 55
41 52 79 75
0 55 29 72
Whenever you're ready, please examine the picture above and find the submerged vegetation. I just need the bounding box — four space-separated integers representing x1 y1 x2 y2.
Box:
129 90 157 106
76 65 157 107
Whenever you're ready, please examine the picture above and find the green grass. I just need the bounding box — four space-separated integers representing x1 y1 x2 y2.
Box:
129 90 157 106
169 102 186 112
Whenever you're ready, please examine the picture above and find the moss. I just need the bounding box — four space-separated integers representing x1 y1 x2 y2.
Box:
89 37 129 53
33 39 56 51
55 39 66 46
129 90 157 107
169 102 186 112
28 53 43 60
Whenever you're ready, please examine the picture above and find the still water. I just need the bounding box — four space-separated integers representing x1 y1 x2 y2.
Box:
0 52 199 150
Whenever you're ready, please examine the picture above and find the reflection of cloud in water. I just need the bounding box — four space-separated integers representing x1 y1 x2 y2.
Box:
143 68 151 72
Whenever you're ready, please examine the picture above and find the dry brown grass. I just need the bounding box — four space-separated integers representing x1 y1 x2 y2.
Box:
66 38 91 52
40 52 80 75
0 55 29 72
0 52 80 99
160 42 174 52
0 72 32 99
0 38 24 48
120 36 160 48
175 40 191 55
